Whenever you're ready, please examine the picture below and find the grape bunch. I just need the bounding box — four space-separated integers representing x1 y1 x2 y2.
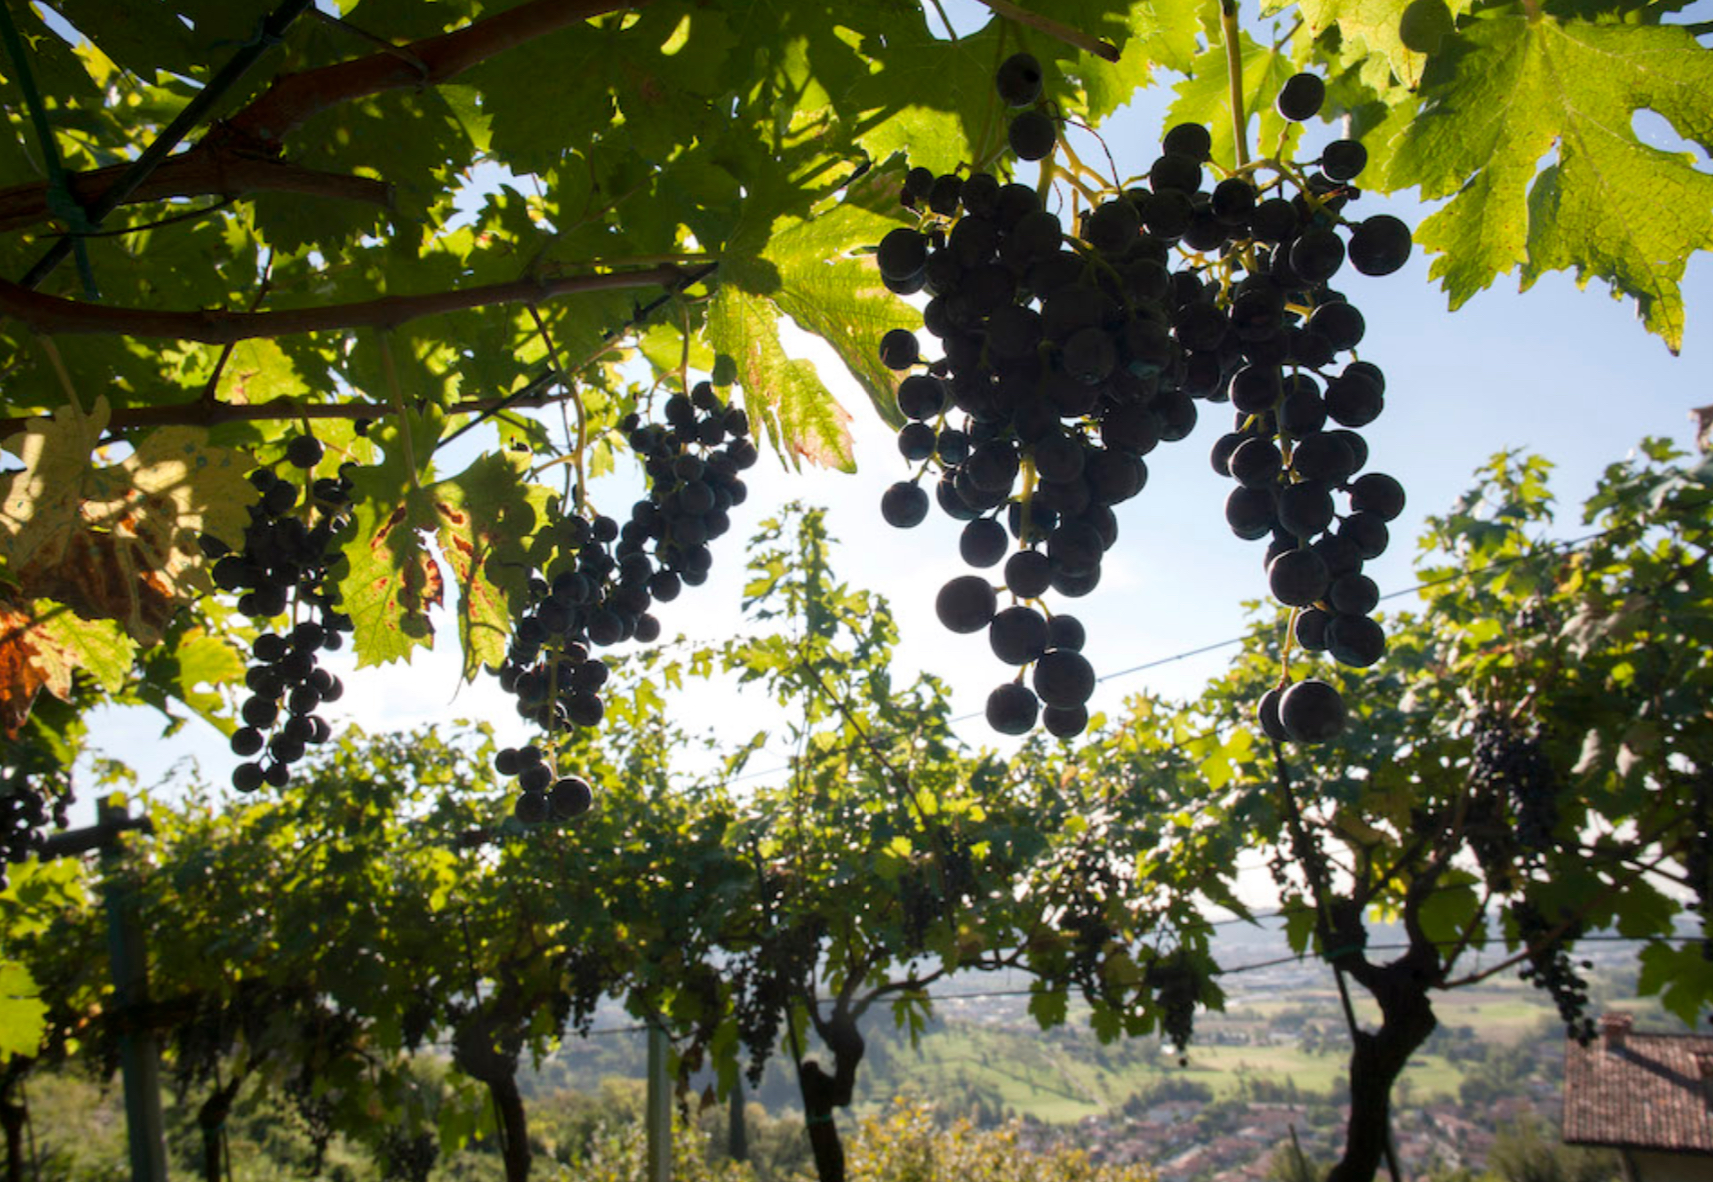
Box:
206 432 356 793
1186 75 1412 747
0 746 72 886
730 915 824 1085
1145 953 1203 1064
1468 714 1559 860
1511 898 1597 1044
489 382 754 822
876 55 1412 743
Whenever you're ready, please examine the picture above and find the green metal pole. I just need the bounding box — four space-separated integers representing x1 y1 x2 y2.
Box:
98 795 168 1182
645 1024 671 1182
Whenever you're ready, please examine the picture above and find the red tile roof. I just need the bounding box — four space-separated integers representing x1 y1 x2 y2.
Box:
1563 1024 1713 1154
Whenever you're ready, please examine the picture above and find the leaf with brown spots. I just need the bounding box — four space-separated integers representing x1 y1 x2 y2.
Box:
430 451 555 680
0 398 255 646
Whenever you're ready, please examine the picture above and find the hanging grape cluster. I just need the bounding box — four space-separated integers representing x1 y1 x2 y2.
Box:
206 432 356 794
876 54 1412 742
1511 899 1597 1045
730 912 825 1086
490 382 755 822
1468 714 1560 862
0 738 72 886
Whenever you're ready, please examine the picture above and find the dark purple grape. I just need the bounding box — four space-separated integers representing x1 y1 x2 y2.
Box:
1279 679 1345 743
986 682 1040 734
937 576 998 634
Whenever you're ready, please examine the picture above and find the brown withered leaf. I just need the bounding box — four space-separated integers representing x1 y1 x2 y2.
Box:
0 593 134 738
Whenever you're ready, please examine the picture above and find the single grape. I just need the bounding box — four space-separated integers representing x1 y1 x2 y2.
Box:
1321 139 1369 182
936 576 999 634
1042 704 1089 738
986 682 1040 735
1327 614 1386 668
1032 649 1095 708
285 434 324 469
877 228 929 282
1008 110 1057 162
1329 573 1380 616
1047 614 1086 651
996 52 1044 106
989 605 1050 665
880 328 920 370
550 776 594 821
1294 607 1330 652
1348 215 1414 276
1162 122 1213 162
1276 73 1326 122
1268 548 1331 607
515 790 551 825
1349 472 1406 521
960 518 1010 567
1279 679 1346 743
881 481 930 529
1004 550 1053 598
1257 687 1289 742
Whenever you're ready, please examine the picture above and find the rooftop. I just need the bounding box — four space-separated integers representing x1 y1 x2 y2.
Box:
1563 1014 1713 1155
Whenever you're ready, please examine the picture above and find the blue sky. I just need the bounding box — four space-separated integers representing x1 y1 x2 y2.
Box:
71 1 1713 869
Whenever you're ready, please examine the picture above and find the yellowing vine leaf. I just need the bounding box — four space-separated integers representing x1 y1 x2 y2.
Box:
1389 15 1713 352
0 398 254 646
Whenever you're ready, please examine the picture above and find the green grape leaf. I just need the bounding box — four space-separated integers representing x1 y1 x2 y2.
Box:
1280 0 1465 91
0 400 255 646
754 201 916 433
0 961 46 1060
706 286 855 472
1165 30 1302 172
1637 941 1713 1028
1028 983 1069 1029
1389 15 1713 352
429 451 555 681
137 625 247 736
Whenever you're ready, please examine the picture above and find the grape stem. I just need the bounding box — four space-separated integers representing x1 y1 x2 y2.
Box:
1220 0 1250 169
973 0 1121 61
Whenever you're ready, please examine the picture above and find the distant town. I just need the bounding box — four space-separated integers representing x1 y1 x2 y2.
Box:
532 917 1696 1181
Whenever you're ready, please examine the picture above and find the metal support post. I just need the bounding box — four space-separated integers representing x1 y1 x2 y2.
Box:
98 795 169 1182
645 1023 671 1182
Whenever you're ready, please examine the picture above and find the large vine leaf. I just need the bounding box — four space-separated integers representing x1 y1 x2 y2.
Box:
335 414 556 674
0 399 254 646
706 286 855 472
1274 0 1472 91
742 197 917 435
1388 14 1713 352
